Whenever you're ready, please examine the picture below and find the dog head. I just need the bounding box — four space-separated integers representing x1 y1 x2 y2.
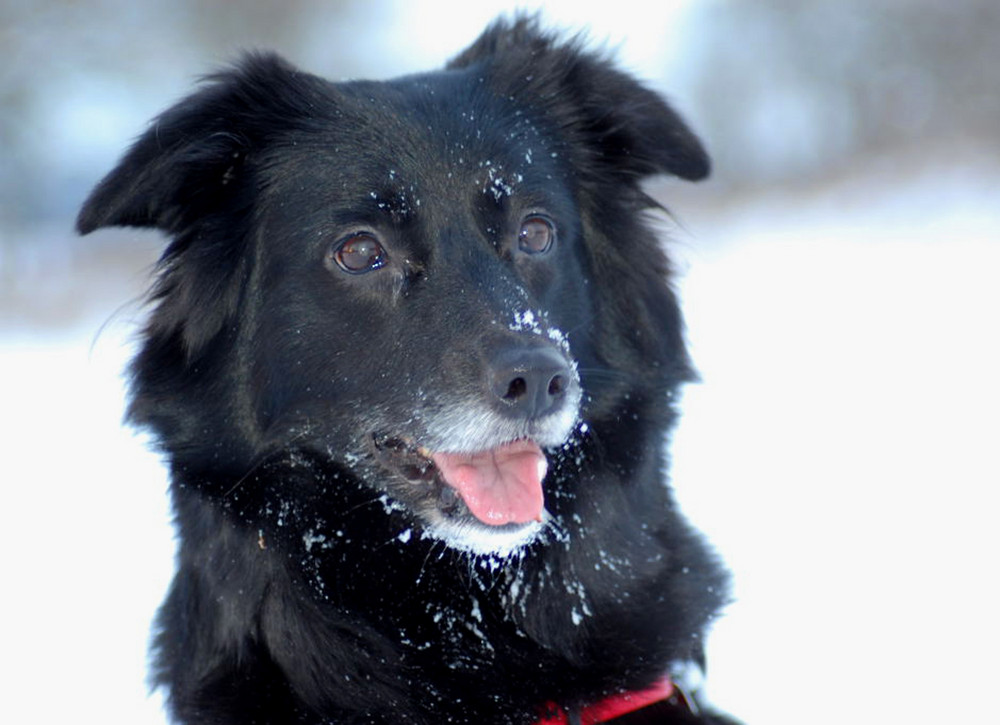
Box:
78 18 708 554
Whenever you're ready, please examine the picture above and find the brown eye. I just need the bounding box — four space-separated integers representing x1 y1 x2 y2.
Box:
327 232 387 274
518 216 555 254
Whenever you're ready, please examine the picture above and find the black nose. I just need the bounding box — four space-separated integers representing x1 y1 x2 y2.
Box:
490 346 572 420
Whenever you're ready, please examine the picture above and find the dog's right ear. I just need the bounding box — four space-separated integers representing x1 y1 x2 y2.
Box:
77 54 334 359
76 53 325 236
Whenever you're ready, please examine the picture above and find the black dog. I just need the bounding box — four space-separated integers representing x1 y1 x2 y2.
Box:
79 17 736 725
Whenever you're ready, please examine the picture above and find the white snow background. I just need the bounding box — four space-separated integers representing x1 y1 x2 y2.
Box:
2 1 999 723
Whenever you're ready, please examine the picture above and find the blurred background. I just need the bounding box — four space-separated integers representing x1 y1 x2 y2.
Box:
2 1 998 723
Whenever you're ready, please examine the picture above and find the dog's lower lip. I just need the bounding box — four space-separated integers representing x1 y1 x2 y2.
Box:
439 485 461 515
370 435 461 516
371 434 437 482
372 433 412 450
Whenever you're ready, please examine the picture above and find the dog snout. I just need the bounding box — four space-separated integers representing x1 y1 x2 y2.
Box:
489 346 572 421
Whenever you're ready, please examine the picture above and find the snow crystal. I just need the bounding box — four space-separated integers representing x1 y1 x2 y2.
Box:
302 529 327 553
479 161 517 201
510 309 540 333
377 494 405 516
470 596 482 622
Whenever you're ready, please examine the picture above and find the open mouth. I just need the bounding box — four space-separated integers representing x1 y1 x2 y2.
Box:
371 433 548 527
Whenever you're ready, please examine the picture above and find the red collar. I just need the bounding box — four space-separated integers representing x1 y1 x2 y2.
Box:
535 676 676 725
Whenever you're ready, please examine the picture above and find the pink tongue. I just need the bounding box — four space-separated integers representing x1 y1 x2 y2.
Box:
431 440 547 526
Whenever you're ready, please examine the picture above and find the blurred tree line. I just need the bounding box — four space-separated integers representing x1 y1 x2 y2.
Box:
681 0 1000 191
1 0 998 226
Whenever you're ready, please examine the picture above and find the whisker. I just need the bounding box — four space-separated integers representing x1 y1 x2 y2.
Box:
223 427 312 498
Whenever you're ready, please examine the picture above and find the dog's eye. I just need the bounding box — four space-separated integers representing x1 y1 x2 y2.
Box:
327 232 387 274
518 216 555 255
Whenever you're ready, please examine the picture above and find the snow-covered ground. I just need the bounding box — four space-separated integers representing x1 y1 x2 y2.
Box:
671 172 1000 723
2 177 997 724
0 329 172 722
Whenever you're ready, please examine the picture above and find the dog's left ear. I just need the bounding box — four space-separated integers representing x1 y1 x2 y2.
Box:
450 17 710 182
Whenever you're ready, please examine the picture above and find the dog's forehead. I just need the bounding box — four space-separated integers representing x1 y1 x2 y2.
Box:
274 70 563 202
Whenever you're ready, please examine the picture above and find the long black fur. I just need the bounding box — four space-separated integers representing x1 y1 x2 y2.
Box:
79 17 736 725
